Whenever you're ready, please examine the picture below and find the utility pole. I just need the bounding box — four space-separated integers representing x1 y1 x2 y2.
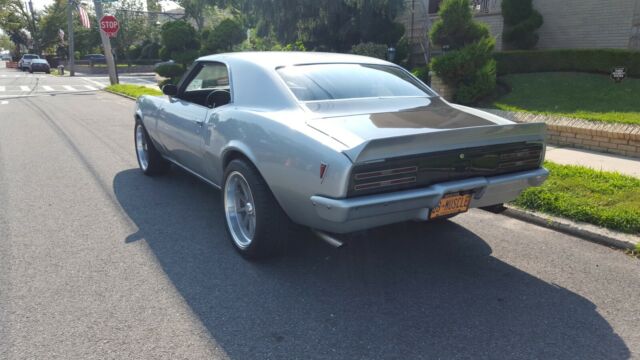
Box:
67 0 75 76
93 0 118 85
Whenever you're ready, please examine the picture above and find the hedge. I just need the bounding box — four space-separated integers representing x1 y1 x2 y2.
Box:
494 49 640 77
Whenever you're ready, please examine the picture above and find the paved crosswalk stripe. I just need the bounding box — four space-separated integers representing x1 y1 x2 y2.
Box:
42 86 55 91
63 85 76 91
84 85 97 91
0 86 5 92
20 86 30 91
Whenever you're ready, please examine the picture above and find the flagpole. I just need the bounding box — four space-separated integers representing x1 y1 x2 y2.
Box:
67 0 75 76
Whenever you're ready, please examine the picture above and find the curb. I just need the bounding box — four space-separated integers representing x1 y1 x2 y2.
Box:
103 89 137 101
501 205 639 250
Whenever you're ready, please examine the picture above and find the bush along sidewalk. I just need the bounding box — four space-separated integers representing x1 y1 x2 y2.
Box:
105 84 162 99
512 162 640 235
429 0 496 104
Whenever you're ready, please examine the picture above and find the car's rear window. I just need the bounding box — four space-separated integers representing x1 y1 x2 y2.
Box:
23 55 39 59
277 63 434 102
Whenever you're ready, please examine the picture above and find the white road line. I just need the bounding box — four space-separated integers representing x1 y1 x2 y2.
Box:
80 77 106 88
0 86 5 92
84 85 97 91
42 85 55 91
63 85 76 91
1 100 8 105
20 86 30 91
0 75 6 77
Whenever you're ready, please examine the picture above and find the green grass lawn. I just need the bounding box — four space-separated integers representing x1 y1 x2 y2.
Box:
512 162 640 234
105 84 162 98
493 72 640 125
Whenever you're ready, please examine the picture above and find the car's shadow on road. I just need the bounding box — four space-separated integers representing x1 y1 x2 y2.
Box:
113 168 629 360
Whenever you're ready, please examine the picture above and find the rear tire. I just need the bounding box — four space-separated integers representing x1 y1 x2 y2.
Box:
223 159 291 259
134 120 170 176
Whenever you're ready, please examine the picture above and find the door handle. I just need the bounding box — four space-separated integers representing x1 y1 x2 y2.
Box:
195 120 204 127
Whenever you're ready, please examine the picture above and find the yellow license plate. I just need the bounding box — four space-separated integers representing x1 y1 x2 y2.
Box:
429 193 472 219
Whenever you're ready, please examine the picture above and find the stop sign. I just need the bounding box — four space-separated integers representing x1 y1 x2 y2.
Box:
100 15 119 38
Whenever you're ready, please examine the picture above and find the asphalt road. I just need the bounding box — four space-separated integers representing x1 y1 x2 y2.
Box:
1 67 639 360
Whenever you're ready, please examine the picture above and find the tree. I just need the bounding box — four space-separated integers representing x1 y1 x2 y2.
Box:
501 0 543 49
107 0 148 65
160 20 200 67
429 0 496 104
237 0 405 52
38 0 66 53
201 18 245 53
0 33 16 54
0 0 37 54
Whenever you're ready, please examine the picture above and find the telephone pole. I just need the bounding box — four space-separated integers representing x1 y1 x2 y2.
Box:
93 0 118 85
67 0 75 76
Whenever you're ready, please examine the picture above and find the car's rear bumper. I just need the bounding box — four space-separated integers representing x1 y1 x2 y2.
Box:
310 167 548 233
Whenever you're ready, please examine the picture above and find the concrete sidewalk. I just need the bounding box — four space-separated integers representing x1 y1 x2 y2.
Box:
544 145 640 178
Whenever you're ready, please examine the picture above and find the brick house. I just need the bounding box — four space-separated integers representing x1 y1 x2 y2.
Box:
399 0 640 64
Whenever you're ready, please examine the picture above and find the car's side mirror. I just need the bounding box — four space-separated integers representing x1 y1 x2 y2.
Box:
162 84 178 96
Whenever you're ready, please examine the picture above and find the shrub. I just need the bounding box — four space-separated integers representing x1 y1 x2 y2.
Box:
429 0 496 104
160 21 200 67
412 65 430 84
273 40 307 52
350 42 388 60
394 36 410 67
429 0 490 50
494 49 640 77
155 63 185 80
202 19 246 54
501 0 543 49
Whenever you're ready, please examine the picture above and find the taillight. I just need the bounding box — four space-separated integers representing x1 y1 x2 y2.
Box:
351 166 418 193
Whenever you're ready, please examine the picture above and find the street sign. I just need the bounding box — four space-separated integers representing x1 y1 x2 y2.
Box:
99 15 119 38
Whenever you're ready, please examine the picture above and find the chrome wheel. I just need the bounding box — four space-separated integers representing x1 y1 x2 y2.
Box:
135 124 149 171
224 171 257 249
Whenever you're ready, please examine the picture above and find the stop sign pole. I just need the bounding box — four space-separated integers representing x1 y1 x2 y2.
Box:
93 0 118 85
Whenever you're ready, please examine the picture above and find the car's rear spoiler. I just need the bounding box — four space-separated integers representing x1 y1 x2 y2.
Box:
342 123 546 163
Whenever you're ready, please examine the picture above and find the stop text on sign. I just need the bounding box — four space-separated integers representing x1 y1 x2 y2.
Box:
99 15 119 38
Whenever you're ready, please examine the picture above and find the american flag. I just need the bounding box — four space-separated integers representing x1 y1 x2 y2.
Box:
77 5 91 29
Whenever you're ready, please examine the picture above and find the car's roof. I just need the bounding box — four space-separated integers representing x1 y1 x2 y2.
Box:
197 51 391 69
22 54 39 57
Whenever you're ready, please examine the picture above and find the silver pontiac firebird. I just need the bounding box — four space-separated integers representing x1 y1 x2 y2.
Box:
134 52 548 258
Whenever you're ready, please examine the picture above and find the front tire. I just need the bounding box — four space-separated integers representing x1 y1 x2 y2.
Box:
134 120 169 176
223 159 291 259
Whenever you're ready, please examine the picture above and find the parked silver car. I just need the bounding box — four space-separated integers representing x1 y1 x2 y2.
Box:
18 54 39 71
134 52 548 259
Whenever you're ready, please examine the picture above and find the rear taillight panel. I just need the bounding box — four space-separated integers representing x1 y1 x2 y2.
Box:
347 142 544 197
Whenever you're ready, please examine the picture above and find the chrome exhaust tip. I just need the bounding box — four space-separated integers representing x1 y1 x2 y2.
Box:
312 230 344 248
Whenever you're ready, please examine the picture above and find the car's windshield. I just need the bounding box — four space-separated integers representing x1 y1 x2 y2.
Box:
277 63 434 102
23 55 39 59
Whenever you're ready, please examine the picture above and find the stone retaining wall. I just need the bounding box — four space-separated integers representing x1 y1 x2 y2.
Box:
429 74 454 101
485 109 640 159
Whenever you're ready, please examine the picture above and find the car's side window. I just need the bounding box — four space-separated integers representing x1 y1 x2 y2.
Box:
181 62 231 108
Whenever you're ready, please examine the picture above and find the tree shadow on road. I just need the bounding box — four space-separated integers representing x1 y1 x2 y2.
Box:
113 168 630 360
